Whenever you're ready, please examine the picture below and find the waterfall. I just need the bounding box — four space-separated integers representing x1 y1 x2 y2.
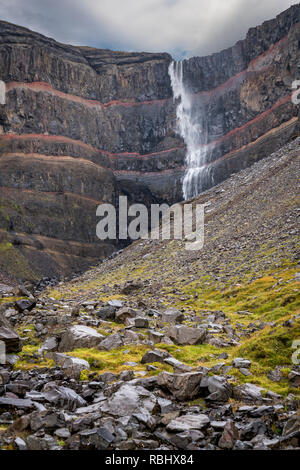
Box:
168 61 213 200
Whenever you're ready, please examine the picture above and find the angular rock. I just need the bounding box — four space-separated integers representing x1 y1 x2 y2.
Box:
232 358 251 369
98 333 123 351
79 427 114 450
218 420 239 449
15 299 36 313
288 370 300 388
283 414 300 436
0 312 22 353
267 369 283 382
148 330 165 343
59 325 104 352
115 307 139 324
141 349 169 364
164 357 193 373
161 308 184 324
0 397 34 409
157 371 203 401
62 356 90 379
167 325 206 345
233 383 264 403
101 384 157 417
134 317 149 328
166 414 210 432
38 336 58 355
201 375 232 402
96 305 117 321
42 384 86 410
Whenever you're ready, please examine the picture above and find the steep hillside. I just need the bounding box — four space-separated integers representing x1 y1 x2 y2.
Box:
0 139 299 450
0 4 299 281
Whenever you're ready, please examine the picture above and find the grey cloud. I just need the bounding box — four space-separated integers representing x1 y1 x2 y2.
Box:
0 0 297 58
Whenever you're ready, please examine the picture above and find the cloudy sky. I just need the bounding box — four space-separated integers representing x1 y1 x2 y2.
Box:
0 0 297 58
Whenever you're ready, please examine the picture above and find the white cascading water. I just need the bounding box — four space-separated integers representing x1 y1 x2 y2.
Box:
168 61 212 200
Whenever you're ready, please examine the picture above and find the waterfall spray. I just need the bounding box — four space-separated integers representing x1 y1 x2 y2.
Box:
168 61 213 200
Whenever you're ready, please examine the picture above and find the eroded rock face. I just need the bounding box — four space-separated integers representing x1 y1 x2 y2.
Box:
0 5 299 281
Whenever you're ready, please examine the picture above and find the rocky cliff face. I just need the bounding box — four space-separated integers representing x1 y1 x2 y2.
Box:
0 5 299 281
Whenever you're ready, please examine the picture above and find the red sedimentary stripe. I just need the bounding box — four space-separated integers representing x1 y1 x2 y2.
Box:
0 94 293 162
193 35 288 99
4 33 289 111
114 116 298 176
114 166 185 176
0 133 183 159
0 152 110 170
0 185 105 205
5 81 169 109
203 95 292 149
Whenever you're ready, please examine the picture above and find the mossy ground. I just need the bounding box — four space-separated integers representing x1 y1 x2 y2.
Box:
45 257 300 397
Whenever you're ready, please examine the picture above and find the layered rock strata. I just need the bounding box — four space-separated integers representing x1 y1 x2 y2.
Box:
0 4 299 280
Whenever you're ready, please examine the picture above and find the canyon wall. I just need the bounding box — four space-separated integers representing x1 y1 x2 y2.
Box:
0 4 299 281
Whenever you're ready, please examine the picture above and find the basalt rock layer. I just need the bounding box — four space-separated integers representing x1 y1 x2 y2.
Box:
0 5 299 281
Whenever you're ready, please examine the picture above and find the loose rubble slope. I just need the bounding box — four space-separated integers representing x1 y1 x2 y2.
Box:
0 139 299 450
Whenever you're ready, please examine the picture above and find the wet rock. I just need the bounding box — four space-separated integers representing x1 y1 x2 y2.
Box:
6 381 30 397
59 325 104 352
42 384 86 410
157 371 203 401
166 325 207 345
0 369 10 385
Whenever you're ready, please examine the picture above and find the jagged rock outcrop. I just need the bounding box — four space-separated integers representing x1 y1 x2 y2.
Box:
0 4 299 281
